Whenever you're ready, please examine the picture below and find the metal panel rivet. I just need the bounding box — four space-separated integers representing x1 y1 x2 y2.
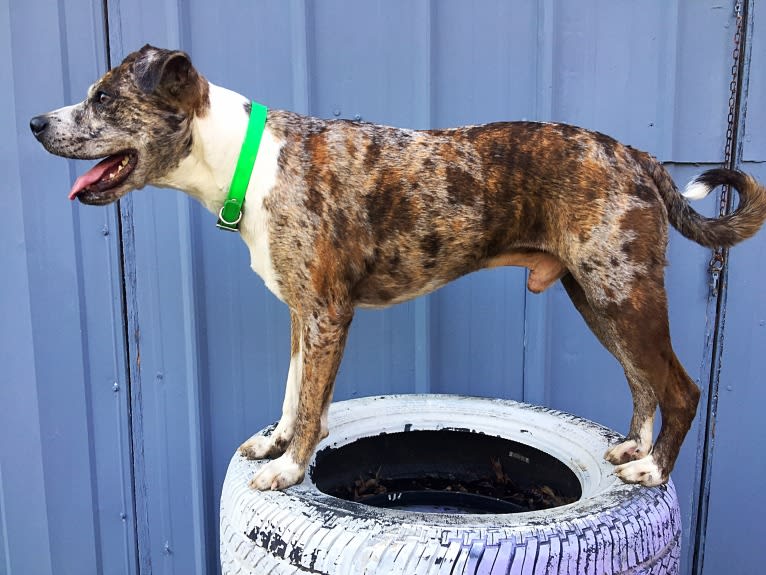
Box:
727 385 733 391
163 542 172 555
101 225 109 236
120 512 127 520
333 109 341 117
354 114 362 121
112 382 120 392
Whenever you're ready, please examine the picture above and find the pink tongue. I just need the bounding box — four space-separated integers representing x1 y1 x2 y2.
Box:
69 155 124 200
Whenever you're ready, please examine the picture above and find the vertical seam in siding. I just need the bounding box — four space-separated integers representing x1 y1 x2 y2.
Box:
289 0 310 115
522 0 556 405
99 2 146 572
177 196 212 575
535 0 554 121
662 0 680 160
692 2 754 574
0 465 11 575
415 0 433 394
118 194 150 575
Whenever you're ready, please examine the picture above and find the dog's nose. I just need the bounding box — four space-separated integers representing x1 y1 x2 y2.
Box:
29 115 49 137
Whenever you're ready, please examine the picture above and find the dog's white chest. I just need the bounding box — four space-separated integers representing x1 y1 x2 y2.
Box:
239 129 285 301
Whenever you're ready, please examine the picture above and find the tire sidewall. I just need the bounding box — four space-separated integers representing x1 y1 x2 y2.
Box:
221 395 681 574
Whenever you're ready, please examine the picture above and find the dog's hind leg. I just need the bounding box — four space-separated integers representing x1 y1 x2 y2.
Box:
561 274 658 465
250 306 352 490
239 309 303 460
612 333 700 486
572 270 700 486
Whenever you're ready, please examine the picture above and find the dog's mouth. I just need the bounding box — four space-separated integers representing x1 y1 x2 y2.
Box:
69 150 138 203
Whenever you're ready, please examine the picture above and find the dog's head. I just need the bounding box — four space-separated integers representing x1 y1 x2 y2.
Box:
30 45 209 205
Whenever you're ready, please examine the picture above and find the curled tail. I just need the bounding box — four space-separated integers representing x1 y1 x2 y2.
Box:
645 159 766 248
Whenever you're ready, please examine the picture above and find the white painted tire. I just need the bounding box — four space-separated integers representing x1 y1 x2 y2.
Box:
220 395 680 574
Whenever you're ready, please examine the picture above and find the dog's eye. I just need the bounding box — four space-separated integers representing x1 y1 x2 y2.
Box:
94 91 112 105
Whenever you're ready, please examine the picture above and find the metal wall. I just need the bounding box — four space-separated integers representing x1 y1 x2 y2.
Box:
2 0 135 574
1 1 763 574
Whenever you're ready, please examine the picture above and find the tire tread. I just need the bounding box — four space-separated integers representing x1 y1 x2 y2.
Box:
220 397 681 575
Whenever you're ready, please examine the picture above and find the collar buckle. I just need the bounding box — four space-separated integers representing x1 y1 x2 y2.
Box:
216 200 243 231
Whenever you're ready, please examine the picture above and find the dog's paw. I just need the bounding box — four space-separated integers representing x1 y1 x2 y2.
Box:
614 454 665 487
239 436 281 460
249 453 305 491
239 424 294 459
604 439 647 465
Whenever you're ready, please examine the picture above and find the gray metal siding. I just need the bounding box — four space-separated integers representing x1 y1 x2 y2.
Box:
701 5 766 571
702 163 766 575
2 1 763 574
1 1 136 574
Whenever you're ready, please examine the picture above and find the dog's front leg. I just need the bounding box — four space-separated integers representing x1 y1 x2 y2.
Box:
239 310 303 460
249 306 352 490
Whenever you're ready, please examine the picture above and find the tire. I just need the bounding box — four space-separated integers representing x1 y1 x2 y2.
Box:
220 395 681 574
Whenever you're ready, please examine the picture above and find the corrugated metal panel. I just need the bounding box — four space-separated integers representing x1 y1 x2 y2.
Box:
114 3 731 575
4 1 765 575
1 1 136 574
0 0 54 567
548 1 734 162
743 2 765 162
701 164 766 574
107 7 216 574
701 4 765 574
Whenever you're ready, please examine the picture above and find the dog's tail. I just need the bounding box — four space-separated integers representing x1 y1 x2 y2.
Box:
645 158 766 248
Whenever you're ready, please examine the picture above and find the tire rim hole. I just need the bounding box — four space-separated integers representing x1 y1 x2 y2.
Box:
311 430 582 514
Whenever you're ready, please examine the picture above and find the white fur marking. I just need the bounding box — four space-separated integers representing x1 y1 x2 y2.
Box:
278 349 302 432
157 83 285 299
157 83 251 209
49 102 79 123
614 454 663 487
638 414 654 451
605 414 655 464
238 348 302 459
238 435 267 459
604 439 639 464
320 403 330 439
249 452 304 491
683 177 712 200
239 127 285 301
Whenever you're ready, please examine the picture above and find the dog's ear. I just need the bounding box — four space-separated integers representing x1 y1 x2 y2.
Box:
133 47 208 114
134 48 194 96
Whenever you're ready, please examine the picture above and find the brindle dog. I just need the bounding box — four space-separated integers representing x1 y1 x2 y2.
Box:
31 45 766 490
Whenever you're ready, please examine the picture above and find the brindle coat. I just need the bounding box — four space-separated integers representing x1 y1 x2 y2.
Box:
31 46 766 490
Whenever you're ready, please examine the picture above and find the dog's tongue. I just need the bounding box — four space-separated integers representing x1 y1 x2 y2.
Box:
68 155 123 200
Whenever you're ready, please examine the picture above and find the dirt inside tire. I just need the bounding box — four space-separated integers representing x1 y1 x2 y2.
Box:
311 429 581 514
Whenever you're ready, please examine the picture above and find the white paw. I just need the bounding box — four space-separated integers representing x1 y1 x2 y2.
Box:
249 453 305 491
239 435 277 459
239 422 295 460
614 454 664 487
604 439 646 465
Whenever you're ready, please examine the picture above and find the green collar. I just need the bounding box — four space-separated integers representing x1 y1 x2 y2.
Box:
216 101 268 231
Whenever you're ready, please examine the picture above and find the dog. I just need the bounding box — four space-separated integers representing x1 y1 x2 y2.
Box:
31 45 766 491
